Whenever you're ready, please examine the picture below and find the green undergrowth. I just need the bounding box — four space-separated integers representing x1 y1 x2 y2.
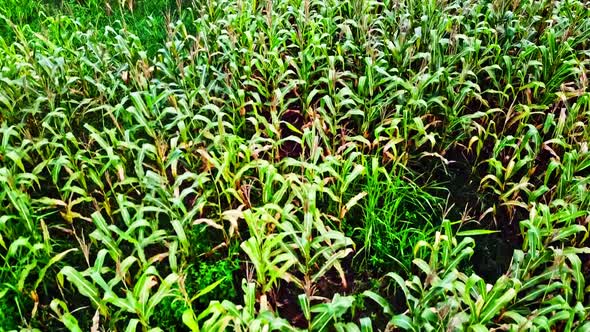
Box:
349 158 444 275
0 0 178 56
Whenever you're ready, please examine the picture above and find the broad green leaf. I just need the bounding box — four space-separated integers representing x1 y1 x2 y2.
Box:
389 314 414 331
59 266 106 315
479 288 517 323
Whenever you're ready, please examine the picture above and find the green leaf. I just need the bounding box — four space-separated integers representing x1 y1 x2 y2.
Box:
190 277 226 302
311 294 355 331
298 294 311 321
389 314 415 331
359 317 372 332
182 309 200 332
62 313 83 332
469 324 488 332
362 290 392 316
551 225 586 243
125 319 140 332
456 229 500 236
170 219 189 251
146 273 179 318
59 266 106 315
35 248 77 289
479 288 516 323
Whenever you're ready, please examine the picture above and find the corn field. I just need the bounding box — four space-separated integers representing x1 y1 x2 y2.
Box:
1 0 590 330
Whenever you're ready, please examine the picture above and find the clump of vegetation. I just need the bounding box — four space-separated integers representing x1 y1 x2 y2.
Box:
0 0 589 330
352 157 443 275
152 258 239 329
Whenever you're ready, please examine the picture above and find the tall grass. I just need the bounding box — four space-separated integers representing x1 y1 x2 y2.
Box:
354 157 443 274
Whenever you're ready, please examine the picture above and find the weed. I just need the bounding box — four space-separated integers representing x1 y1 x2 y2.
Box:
353 157 443 274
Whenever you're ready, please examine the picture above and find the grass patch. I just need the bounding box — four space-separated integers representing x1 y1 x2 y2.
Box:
351 158 443 275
